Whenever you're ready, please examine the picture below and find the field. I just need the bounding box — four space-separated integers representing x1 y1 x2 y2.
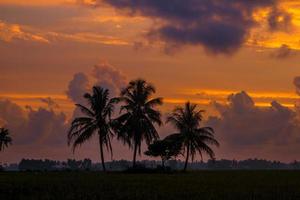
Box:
1 171 300 200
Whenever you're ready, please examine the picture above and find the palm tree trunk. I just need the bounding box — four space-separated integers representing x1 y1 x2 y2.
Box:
99 136 106 172
132 142 138 168
183 143 190 172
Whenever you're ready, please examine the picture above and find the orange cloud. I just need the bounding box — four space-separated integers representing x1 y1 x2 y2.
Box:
0 20 130 46
49 32 129 45
0 21 49 43
247 1 300 51
0 0 68 6
1 88 297 119
177 89 298 108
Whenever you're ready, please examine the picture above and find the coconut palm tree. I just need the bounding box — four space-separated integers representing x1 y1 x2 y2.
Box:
68 86 117 172
0 128 12 151
166 102 219 171
114 79 163 168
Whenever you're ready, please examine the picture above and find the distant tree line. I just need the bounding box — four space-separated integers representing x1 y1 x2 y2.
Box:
18 159 92 171
3 158 300 171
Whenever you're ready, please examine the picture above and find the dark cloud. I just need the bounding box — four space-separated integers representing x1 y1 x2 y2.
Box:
0 99 68 146
100 0 279 54
66 72 89 103
0 99 26 130
66 62 127 104
268 8 292 32
92 62 127 96
40 97 60 109
294 76 300 96
206 91 300 147
66 62 127 118
271 44 294 59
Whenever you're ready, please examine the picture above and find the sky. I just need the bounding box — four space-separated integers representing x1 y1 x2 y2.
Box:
1 0 300 163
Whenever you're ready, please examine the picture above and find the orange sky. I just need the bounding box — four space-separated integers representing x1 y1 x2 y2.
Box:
1 0 300 163
0 0 300 110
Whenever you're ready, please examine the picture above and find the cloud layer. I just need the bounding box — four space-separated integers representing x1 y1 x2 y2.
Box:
207 91 300 147
0 20 49 43
0 99 68 146
66 61 127 104
100 0 288 54
271 44 294 59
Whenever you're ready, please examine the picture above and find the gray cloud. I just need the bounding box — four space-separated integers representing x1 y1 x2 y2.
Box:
268 8 292 32
271 44 295 59
66 72 89 104
206 91 300 147
66 62 127 104
0 99 26 131
294 76 300 96
92 62 127 96
99 0 281 54
40 97 60 109
0 99 68 146
66 62 127 118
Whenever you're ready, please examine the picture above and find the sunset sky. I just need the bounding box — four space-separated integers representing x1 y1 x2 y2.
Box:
1 0 300 163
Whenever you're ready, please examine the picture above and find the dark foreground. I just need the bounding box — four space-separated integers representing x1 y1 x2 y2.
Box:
1 171 300 200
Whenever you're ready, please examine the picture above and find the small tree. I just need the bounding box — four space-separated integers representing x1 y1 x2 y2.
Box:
145 136 182 168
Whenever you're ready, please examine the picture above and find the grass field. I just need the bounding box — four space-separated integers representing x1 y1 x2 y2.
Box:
1 171 300 200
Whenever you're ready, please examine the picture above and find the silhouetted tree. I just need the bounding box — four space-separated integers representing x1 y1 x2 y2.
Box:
0 128 12 151
68 86 117 172
145 136 182 168
166 102 219 171
114 79 163 167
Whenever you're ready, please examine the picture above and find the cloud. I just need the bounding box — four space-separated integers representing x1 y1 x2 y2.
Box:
0 99 68 146
0 19 129 46
92 62 127 96
0 98 79 163
294 77 300 96
66 62 127 118
271 44 295 59
50 32 129 46
0 61 128 162
268 8 292 32
24 107 67 145
0 20 49 43
66 62 127 104
206 91 300 148
66 73 89 103
0 4 131 46
0 99 27 130
40 97 60 109
100 0 282 54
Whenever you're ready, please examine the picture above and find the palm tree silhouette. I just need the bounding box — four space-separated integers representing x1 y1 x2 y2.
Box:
0 128 12 151
114 79 163 168
167 102 219 171
68 86 117 172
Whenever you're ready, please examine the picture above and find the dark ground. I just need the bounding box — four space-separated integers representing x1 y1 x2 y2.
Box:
1 171 300 200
